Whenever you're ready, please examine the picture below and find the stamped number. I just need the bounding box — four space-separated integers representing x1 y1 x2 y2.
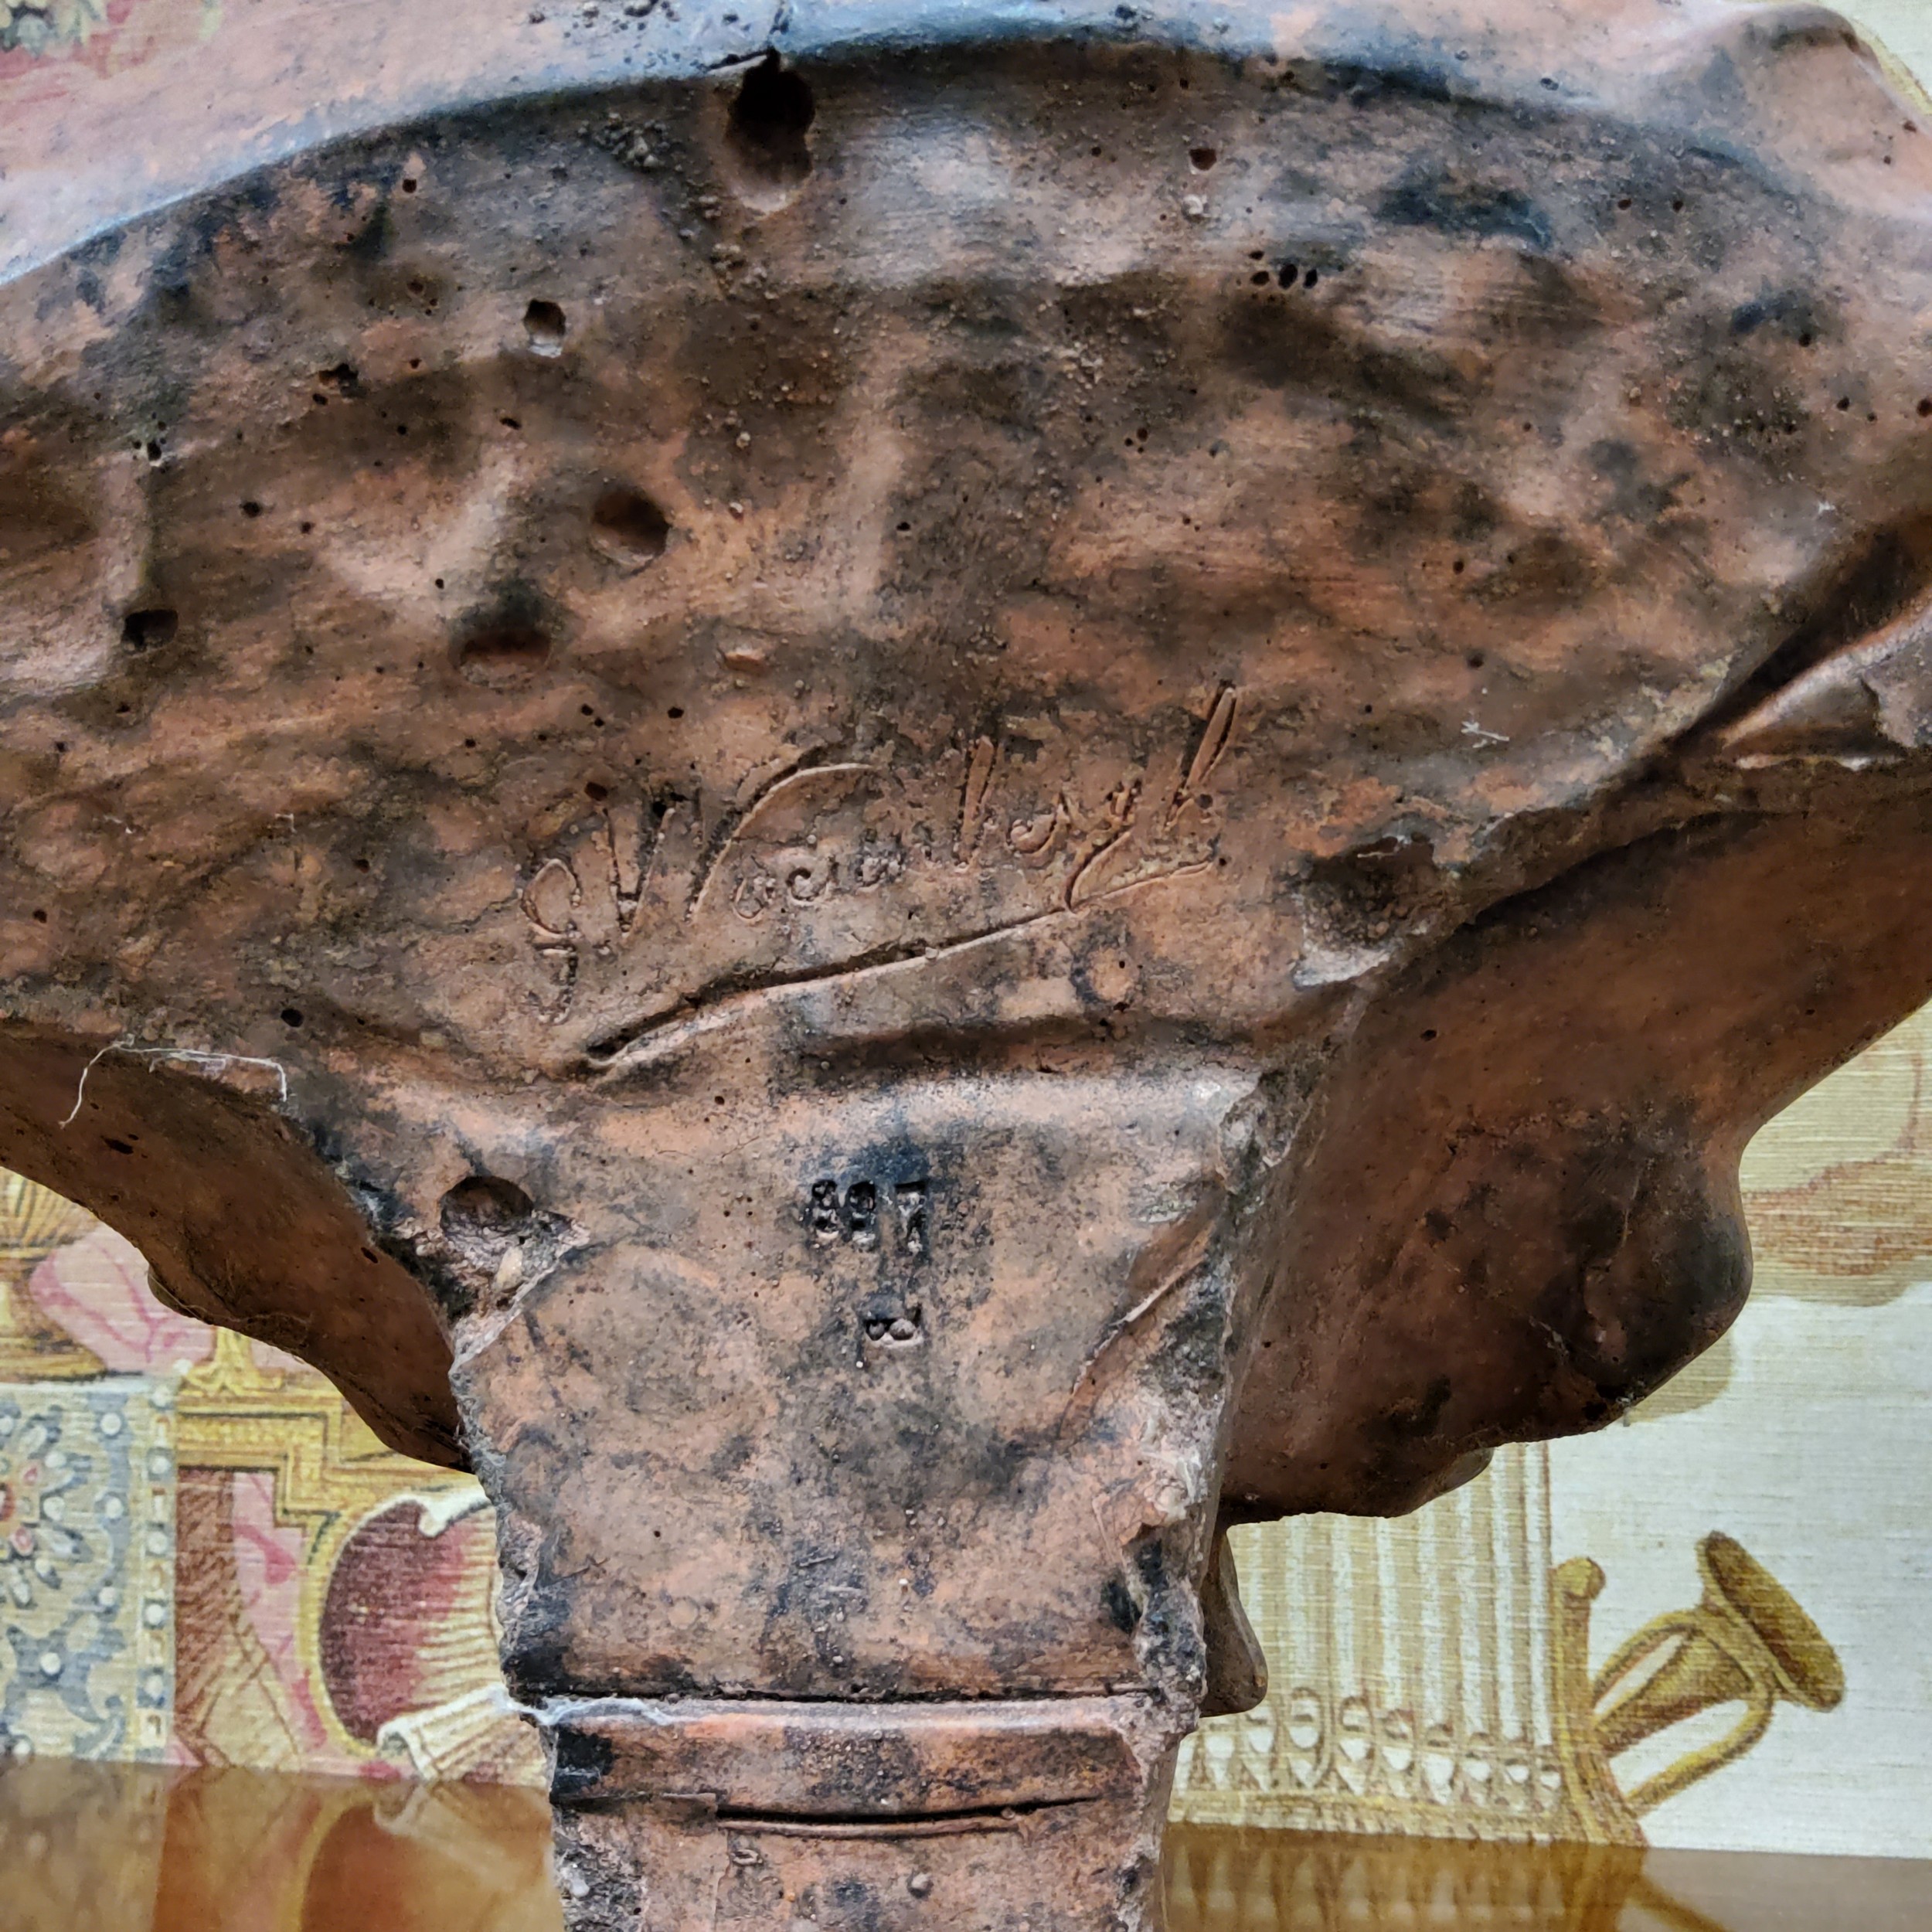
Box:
806 1175 928 1257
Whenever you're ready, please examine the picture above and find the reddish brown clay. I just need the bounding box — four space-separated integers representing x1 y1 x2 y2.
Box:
5 2 1932 1925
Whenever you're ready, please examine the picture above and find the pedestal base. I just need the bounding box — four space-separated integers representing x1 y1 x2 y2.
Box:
543 1697 1184 1932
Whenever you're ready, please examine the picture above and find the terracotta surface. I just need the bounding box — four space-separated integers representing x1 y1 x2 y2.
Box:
5 1 1932 1924
8 1759 1932 1931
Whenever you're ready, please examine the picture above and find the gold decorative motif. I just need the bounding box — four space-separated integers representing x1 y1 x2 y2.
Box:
175 1327 464 1522
1547 1557 1643 1843
1175 1447 1585 1841
171 1328 497 1767
1177 1452 1842 1845
1580 1532 1844 1817
0 1172 104 1382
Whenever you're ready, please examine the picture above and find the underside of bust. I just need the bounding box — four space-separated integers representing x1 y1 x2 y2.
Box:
4 1 1931 1924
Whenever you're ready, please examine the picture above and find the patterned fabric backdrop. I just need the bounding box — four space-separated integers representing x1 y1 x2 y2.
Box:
0 0 1928 1866
0 1181 542 1785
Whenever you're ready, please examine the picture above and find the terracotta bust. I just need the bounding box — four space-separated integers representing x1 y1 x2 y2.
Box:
4 1 1930 1924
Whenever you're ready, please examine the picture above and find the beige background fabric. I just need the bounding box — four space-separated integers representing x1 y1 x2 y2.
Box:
1861 0 1932 84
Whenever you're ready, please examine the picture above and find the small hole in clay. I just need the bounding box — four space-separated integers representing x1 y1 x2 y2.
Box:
1918 398 1932 419
1303 266 1320 289
585 781 609 802
1189 147 1217 171
726 52 815 194
667 706 685 719
1250 270 1270 286
1277 261 1298 289
121 607 179 651
240 500 264 519
455 618 552 682
402 177 418 193
281 1008 304 1028
31 910 46 924
590 486 672 564
440 1175 536 1250
523 299 567 354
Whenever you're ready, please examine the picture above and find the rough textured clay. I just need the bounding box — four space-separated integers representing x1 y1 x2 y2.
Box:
5 1 1932 1923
